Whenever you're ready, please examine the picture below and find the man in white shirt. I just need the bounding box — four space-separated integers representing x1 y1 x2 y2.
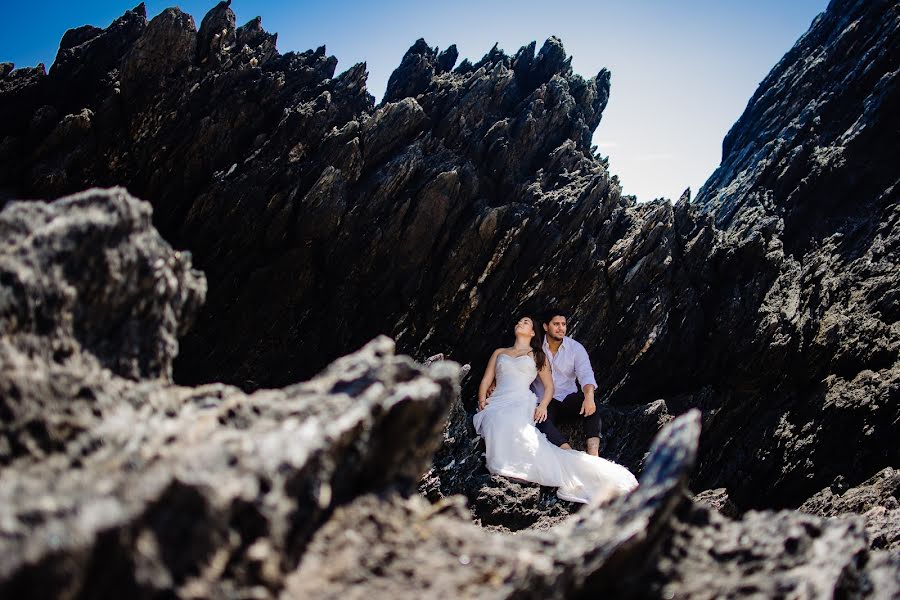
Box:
531 308 603 456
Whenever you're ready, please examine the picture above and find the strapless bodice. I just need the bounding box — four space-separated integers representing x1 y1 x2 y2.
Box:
495 354 537 394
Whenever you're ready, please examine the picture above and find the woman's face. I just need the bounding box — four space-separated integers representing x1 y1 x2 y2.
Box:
514 317 535 337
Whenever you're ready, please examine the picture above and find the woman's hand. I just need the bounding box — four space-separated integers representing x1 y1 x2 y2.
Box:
534 404 548 423
478 396 489 411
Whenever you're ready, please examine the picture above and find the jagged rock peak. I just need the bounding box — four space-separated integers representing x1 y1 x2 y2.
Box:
380 35 611 168
384 35 608 127
197 0 236 64
532 36 573 78
120 7 197 97
695 0 899 240
382 38 443 104
236 15 276 50
58 25 104 50
130 2 147 19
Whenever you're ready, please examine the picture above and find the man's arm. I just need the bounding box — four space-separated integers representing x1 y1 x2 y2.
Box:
574 343 597 416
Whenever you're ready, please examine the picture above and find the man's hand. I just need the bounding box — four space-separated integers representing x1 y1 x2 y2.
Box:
534 404 548 423
580 395 596 416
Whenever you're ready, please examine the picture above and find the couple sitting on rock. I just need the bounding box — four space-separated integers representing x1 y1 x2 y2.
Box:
474 308 638 504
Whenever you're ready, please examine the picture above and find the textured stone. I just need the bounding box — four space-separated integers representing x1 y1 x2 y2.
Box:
642 502 900 599
0 189 460 598
0 0 898 595
801 468 900 552
286 411 702 599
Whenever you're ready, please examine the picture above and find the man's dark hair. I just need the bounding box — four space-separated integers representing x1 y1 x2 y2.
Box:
542 307 570 325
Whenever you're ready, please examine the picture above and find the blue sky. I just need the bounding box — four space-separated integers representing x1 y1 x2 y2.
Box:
2 1 828 202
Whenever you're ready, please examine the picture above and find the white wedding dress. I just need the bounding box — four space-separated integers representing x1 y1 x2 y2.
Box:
473 354 639 504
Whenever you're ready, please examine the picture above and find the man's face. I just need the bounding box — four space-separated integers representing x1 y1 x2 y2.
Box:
543 316 567 341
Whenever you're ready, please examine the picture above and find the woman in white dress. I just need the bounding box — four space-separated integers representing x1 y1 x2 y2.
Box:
473 316 639 504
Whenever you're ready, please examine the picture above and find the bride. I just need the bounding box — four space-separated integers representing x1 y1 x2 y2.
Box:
473 316 639 504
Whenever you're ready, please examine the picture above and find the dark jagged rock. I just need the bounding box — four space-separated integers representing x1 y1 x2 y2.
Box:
682 0 900 508
801 468 900 518
119 8 197 98
48 3 147 115
196 0 236 66
697 0 900 241
0 187 896 595
383 38 438 104
0 0 897 563
58 25 104 50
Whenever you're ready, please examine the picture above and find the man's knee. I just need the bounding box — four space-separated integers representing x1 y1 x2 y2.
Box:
537 420 567 447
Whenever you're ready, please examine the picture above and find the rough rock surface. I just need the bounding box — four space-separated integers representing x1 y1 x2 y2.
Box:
0 187 204 464
693 487 740 519
3 0 896 515
0 190 460 598
1 0 899 594
642 501 900 599
687 0 900 508
0 191 897 595
800 468 900 552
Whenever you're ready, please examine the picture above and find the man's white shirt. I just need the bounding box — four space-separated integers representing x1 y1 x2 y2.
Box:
531 335 597 402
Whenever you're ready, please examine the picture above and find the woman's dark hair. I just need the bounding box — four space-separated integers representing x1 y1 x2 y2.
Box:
517 315 547 371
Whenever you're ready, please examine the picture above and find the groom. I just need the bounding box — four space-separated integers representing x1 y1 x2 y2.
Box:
531 308 603 456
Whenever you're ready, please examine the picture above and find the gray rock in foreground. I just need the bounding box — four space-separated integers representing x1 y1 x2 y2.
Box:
0 188 460 598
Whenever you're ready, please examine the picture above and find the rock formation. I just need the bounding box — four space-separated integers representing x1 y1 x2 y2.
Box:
0 0 899 595
688 0 900 508
800 468 900 553
0 189 461 597
0 201 893 595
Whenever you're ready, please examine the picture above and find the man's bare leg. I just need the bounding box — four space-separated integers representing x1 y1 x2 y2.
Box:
560 443 572 450
586 437 600 457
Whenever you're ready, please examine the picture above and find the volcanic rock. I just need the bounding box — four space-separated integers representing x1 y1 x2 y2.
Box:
0 0 897 567
686 0 900 508
800 468 900 552
0 190 460 598
0 185 896 596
